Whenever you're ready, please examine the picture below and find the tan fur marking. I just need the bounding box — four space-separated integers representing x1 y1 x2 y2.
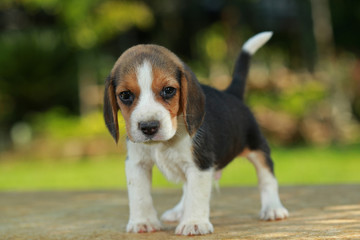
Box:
249 150 271 172
115 71 140 141
180 77 188 123
179 67 205 136
107 82 119 142
152 66 181 130
239 148 251 158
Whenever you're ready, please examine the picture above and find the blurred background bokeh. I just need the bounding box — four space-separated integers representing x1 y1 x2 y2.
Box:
1 0 359 190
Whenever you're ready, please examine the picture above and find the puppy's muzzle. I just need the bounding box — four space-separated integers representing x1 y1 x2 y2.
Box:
138 120 160 137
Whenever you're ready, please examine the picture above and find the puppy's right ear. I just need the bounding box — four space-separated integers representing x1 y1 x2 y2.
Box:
103 74 119 143
180 64 206 136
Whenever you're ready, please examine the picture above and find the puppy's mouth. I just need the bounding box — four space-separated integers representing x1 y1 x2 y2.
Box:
129 131 175 144
142 139 161 145
126 133 159 144
142 134 171 143
130 138 164 145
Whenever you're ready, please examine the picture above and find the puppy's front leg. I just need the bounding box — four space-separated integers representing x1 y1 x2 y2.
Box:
126 158 161 233
175 167 214 235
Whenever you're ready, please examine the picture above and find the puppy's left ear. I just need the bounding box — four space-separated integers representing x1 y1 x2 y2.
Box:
103 74 120 143
180 64 206 136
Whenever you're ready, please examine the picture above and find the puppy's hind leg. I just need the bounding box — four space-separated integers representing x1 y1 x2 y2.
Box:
247 149 289 221
161 185 186 222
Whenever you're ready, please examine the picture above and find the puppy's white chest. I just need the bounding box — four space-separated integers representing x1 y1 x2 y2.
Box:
153 134 193 182
127 133 194 183
153 146 186 183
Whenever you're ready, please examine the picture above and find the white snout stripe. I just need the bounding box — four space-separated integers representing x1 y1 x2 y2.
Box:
129 60 176 142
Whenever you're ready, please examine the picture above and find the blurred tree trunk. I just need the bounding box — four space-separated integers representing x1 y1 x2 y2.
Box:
78 53 100 116
311 0 355 143
311 0 334 57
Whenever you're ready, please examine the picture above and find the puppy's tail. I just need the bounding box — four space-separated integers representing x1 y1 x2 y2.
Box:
226 31 273 100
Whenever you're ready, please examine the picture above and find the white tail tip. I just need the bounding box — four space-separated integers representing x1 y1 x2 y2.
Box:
242 31 273 55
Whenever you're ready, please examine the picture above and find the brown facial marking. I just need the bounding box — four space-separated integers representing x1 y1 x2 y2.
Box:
152 66 181 130
115 70 140 141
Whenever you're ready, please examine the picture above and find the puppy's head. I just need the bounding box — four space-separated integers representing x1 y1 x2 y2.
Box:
104 44 205 143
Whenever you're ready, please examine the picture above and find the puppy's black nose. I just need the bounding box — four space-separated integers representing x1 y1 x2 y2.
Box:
139 121 160 136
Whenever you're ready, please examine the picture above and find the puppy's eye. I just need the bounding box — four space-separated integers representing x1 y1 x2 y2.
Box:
160 87 176 100
119 91 134 105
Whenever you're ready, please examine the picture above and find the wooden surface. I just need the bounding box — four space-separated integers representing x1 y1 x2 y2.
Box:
1 185 360 239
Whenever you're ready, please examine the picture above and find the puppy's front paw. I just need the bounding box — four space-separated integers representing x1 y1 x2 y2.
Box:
161 208 182 222
260 204 289 221
126 220 162 233
175 220 214 235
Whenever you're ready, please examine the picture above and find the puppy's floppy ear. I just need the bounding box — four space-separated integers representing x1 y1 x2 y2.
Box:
103 74 119 143
180 64 206 136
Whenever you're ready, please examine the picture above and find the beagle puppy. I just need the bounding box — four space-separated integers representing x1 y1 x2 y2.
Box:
104 32 289 235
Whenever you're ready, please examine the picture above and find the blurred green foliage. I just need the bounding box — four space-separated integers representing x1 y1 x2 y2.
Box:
0 0 360 191
198 23 229 62
0 30 78 119
1 0 360 154
0 0 154 150
31 107 125 140
248 80 327 118
4 0 154 48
